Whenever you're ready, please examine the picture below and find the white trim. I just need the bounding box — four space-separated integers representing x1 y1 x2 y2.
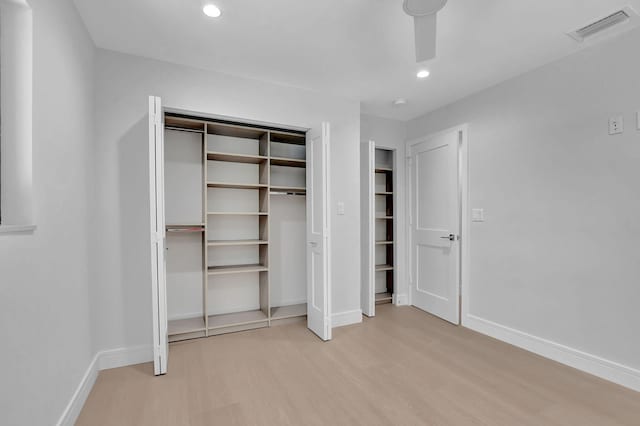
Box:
465 314 640 392
332 309 363 328
0 224 36 234
458 126 470 324
57 345 154 426
56 354 99 426
393 293 409 306
98 345 154 370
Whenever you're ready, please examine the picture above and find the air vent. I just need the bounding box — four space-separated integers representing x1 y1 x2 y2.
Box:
568 7 638 42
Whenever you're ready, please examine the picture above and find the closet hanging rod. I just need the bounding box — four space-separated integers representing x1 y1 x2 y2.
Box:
166 225 205 233
270 191 306 196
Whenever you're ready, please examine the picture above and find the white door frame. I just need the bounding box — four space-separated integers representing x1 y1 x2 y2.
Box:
405 124 470 325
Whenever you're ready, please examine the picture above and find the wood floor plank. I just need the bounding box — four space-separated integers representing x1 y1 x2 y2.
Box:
77 305 640 425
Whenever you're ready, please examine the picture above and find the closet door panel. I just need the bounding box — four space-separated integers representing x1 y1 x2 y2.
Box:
149 96 168 376
360 140 375 317
306 123 331 341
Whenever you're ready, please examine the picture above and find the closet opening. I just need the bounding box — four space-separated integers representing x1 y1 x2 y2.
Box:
163 113 309 342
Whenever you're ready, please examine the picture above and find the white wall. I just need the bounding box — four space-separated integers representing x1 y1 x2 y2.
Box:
91 49 361 354
0 0 95 424
407 28 640 377
0 0 33 226
360 114 409 302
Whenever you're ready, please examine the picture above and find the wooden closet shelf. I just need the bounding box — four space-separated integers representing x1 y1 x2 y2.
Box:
270 131 306 145
270 303 307 320
208 309 268 329
375 240 394 245
207 151 268 164
270 157 306 168
165 126 204 134
207 182 268 190
375 216 394 220
375 264 394 272
166 225 205 233
375 167 393 173
165 116 206 132
207 212 268 216
168 317 206 336
208 264 268 275
207 239 268 246
375 192 393 195
375 292 393 303
270 186 306 194
207 122 267 140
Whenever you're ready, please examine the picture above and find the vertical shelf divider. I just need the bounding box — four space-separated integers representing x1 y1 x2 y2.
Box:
264 132 271 325
203 123 209 336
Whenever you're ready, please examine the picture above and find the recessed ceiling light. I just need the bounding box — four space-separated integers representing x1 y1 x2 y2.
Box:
393 98 408 106
417 70 430 79
203 4 222 18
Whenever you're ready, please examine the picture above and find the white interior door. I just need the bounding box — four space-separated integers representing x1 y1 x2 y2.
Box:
360 140 375 317
306 122 331 341
409 129 460 324
149 96 168 375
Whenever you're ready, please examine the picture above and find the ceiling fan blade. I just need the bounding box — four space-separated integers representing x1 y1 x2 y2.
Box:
413 14 437 62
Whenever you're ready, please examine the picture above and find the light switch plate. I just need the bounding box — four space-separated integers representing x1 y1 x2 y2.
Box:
637 111 640 130
337 201 345 215
472 208 484 222
609 116 624 135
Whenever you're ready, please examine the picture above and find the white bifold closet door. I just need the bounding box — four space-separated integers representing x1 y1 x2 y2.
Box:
148 96 168 375
306 123 332 341
360 140 375 317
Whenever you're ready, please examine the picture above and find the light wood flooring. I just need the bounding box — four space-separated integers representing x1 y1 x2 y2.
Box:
77 305 640 425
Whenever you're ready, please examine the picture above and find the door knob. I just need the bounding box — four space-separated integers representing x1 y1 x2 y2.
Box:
440 234 457 241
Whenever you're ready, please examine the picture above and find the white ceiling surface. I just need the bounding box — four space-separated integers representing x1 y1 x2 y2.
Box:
74 0 640 120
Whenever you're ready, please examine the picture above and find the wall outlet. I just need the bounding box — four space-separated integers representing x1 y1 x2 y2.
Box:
609 116 624 135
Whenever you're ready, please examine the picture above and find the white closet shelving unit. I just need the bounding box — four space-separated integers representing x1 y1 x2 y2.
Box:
163 114 309 342
361 143 396 317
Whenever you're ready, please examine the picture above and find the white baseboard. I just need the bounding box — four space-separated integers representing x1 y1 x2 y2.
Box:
394 293 409 305
332 309 362 328
465 314 640 393
56 354 99 426
98 345 153 370
57 345 153 426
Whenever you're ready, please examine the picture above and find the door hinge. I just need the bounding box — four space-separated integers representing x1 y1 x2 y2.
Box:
151 231 162 244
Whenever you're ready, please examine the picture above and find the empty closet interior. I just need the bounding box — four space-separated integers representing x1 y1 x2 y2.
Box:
374 148 395 306
163 114 308 342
